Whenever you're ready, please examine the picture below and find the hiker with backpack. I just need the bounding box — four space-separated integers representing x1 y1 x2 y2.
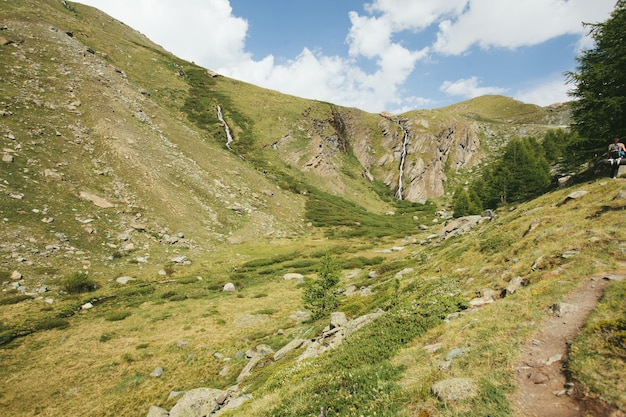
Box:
607 137 626 178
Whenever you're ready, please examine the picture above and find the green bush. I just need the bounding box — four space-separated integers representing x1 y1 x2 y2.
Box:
480 233 515 254
100 332 115 342
117 283 155 298
34 318 70 331
0 294 33 305
105 311 132 322
61 272 97 294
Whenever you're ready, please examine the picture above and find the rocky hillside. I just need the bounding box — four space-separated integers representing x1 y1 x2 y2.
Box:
0 0 571 261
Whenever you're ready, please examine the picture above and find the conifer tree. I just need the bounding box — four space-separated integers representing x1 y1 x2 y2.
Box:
303 251 340 320
566 0 626 149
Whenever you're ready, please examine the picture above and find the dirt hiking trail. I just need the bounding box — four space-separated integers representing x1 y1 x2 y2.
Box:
511 263 626 417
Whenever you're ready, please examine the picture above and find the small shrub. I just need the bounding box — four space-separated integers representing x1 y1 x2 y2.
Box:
480 233 514 254
105 311 132 321
118 283 155 298
179 276 199 284
0 294 33 305
252 308 278 315
592 318 626 359
61 271 97 294
100 332 115 342
136 343 149 349
34 318 69 331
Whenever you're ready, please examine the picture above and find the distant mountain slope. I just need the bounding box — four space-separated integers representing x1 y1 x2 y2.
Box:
0 0 570 273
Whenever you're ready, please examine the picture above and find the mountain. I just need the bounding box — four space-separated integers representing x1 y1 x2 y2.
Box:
1 2 623 417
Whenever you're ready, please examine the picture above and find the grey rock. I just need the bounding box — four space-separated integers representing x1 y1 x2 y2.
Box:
116 276 135 284
551 302 578 317
171 255 188 264
530 371 549 384
146 405 169 417
330 312 347 329
282 273 303 281
273 339 306 361
169 388 225 417
432 378 478 402
446 347 470 361
502 276 525 297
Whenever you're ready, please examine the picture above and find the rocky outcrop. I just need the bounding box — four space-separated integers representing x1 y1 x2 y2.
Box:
374 115 483 203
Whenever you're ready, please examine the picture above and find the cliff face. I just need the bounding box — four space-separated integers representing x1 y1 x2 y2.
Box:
291 100 568 203
374 115 483 202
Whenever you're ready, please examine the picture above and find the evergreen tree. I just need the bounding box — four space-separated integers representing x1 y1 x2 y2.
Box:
566 0 626 150
303 251 340 320
471 137 551 209
452 186 482 218
452 187 471 218
502 137 551 202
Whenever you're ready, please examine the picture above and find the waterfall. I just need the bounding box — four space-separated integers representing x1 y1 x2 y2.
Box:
395 124 409 200
216 105 233 150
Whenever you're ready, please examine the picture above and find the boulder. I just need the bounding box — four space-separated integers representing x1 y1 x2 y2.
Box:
146 405 169 417
431 378 478 402
169 388 225 417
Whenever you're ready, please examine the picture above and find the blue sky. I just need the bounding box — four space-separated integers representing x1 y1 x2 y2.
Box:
77 0 617 114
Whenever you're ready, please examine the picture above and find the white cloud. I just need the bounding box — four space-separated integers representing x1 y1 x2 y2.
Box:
80 0 249 66
514 76 572 106
78 0 616 112
432 0 617 55
364 0 468 31
440 77 507 98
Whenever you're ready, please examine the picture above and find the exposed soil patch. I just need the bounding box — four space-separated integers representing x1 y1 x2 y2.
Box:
511 267 626 417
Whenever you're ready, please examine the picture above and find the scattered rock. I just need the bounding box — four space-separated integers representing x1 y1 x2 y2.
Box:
283 273 304 281
530 371 550 384
273 339 306 362
551 302 578 317
115 276 135 284
446 347 470 361
146 405 169 417
171 255 188 264
330 312 348 329
150 367 164 377
439 215 485 240
223 282 236 292
423 342 443 353
501 276 526 297
79 191 114 208
523 219 541 237
558 190 588 206
546 354 562 366
395 267 414 278
43 169 64 180
431 378 478 402
168 388 225 417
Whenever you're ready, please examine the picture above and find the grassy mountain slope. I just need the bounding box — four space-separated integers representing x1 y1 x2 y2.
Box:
0 1 623 417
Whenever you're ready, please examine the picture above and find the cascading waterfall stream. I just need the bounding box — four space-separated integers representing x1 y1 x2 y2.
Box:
216 105 233 150
395 124 409 200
